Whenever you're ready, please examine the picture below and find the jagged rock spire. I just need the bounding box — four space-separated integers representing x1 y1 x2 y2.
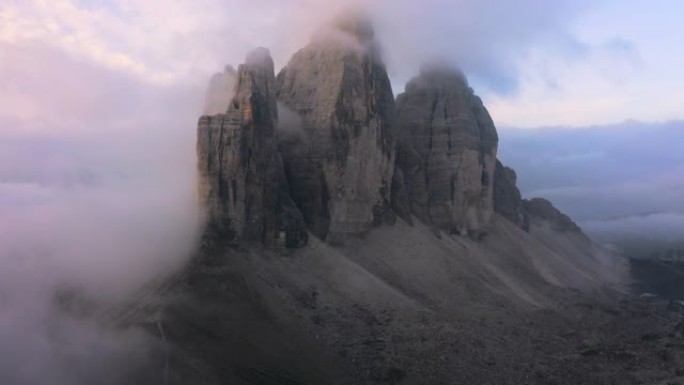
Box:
275 15 396 242
395 64 499 237
197 48 307 248
493 160 529 231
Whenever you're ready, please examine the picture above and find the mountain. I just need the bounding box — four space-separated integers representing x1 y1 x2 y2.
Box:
197 48 308 248
275 15 396 243
395 64 498 238
493 160 528 230
119 15 684 385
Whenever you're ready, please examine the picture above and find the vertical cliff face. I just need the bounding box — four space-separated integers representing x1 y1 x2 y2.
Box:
493 160 529 231
197 48 307 248
276 16 396 242
395 65 498 237
196 18 581 248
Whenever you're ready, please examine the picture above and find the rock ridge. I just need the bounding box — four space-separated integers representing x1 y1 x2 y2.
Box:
493 160 585 235
275 15 396 242
197 16 587 248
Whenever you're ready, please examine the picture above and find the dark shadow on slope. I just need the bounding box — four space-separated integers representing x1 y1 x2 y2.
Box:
155 243 346 385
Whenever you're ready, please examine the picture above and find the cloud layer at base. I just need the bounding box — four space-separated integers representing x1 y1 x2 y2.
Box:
498 120 684 251
0 38 202 384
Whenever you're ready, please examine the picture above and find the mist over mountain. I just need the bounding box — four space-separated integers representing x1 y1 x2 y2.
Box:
0 43 204 384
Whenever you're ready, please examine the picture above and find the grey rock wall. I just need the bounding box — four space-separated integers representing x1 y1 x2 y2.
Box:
196 17 584 248
197 48 307 248
395 65 498 237
493 160 529 231
275 15 396 242
523 198 582 233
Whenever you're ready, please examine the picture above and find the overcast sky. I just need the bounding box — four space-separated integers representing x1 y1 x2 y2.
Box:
1 0 684 131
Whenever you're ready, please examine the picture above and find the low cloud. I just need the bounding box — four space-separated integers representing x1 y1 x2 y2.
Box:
583 213 684 243
277 102 305 139
498 120 684 252
0 33 201 384
0 150 198 384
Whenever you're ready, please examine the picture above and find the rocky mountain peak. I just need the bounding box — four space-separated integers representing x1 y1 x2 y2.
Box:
181 16 638 385
494 159 592 238
197 48 307 248
394 63 499 237
244 47 274 68
275 16 395 242
197 16 584 248
493 160 529 231
233 47 278 124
